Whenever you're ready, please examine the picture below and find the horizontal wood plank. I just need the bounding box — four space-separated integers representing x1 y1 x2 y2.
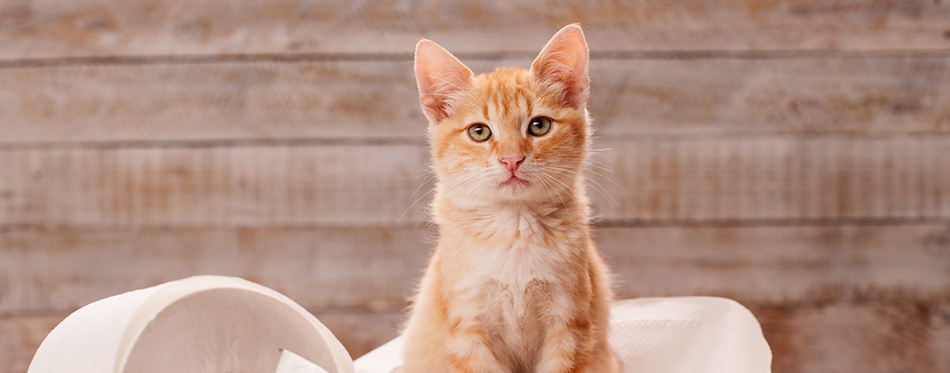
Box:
1 0 948 61
2 57 950 145
0 227 434 313
756 302 950 373
3 303 949 373
0 138 947 228
598 224 950 306
590 136 950 222
2 224 948 313
0 145 433 228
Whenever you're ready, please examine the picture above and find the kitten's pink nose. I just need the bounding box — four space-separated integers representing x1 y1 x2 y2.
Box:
499 154 526 174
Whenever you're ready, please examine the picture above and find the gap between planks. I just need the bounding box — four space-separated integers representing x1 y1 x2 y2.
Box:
2 50 950 70
1 217 949 232
4 133 950 151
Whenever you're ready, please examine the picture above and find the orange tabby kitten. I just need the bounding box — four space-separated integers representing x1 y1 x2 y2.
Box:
402 25 620 373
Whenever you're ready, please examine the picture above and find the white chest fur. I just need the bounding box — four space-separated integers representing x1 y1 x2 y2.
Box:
435 203 589 370
442 227 582 370
453 240 562 309
446 207 571 291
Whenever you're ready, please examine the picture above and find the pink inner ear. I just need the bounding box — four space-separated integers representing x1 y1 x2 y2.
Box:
415 40 473 123
532 25 590 109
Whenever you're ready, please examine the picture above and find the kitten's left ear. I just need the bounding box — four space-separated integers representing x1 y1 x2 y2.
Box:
531 24 590 109
415 39 474 124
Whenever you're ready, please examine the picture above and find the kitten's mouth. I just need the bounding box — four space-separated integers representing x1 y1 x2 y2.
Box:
500 175 530 187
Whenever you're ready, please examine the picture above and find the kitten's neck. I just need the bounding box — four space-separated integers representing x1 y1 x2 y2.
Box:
432 183 591 243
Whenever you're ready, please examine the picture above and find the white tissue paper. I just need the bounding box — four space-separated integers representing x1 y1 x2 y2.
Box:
353 297 772 373
277 350 332 373
30 276 771 373
28 276 353 373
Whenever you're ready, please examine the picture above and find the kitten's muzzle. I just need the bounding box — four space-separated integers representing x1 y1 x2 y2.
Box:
499 154 526 174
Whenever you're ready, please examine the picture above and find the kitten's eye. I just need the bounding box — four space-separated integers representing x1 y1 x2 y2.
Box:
467 123 492 142
528 116 552 137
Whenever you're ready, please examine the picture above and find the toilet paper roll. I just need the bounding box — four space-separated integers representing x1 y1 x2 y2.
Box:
29 276 354 373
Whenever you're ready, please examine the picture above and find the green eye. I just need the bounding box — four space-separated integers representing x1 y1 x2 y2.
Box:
528 116 552 136
467 123 492 142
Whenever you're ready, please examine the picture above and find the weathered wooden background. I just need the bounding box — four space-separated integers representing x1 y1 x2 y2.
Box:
2 0 950 372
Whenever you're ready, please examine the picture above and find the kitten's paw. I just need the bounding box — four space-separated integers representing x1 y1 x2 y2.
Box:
585 349 622 373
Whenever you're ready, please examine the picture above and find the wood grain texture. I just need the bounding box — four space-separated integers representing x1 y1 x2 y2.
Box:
0 227 433 313
757 302 950 373
317 311 405 360
0 138 947 228
590 136 950 222
1 0 948 61
2 224 947 313
598 224 950 306
0 61 423 143
0 313 60 373
0 145 432 228
2 57 950 145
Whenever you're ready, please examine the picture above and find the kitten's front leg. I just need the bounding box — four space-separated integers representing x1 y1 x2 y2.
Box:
535 318 594 373
445 318 507 373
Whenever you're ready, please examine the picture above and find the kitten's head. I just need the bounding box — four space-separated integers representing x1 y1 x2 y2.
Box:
414 24 591 207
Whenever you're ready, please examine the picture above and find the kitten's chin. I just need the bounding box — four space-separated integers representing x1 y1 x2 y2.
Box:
499 176 530 188
495 176 541 202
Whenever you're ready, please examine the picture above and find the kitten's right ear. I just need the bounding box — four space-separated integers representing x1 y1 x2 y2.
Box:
531 24 590 109
414 39 474 124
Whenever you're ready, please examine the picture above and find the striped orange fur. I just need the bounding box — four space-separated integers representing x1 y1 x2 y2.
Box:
402 24 620 373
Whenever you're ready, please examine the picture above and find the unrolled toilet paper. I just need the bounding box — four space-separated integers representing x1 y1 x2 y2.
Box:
29 276 354 373
277 350 332 373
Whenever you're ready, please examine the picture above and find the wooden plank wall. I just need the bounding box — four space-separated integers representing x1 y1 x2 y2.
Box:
1 0 949 371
